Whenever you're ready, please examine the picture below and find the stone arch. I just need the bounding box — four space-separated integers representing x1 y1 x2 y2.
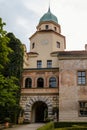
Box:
24 96 52 123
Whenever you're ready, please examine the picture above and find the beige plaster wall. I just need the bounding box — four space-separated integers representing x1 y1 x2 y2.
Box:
59 59 87 121
37 22 61 33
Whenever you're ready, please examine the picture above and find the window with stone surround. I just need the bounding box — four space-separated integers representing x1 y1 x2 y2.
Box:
49 77 57 88
79 101 87 117
47 60 52 68
37 78 44 88
25 78 32 88
77 71 86 85
37 60 42 68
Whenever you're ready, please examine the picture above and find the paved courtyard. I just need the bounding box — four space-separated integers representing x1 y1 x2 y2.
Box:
5 123 44 130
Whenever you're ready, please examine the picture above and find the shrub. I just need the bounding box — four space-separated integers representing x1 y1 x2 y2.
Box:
54 122 87 128
4 117 11 123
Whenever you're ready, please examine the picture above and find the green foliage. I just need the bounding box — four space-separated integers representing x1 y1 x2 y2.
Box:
6 33 24 79
0 18 24 124
0 75 18 107
37 122 54 130
54 122 87 130
0 18 12 72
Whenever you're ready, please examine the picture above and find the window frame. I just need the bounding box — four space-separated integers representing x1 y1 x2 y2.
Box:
47 60 52 68
56 41 60 48
37 78 44 88
25 78 32 88
45 25 49 30
79 101 87 117
77 71 86 85
37 60 42 68
49 77 57 88
32 42 35 49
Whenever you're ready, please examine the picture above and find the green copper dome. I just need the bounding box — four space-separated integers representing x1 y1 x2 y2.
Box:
39 8 58 24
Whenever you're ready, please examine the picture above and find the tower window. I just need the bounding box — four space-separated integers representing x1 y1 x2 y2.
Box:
45 25 49 30
37 60 42 68
77 71 86 85
25 78 32 88
54 27 57 31
47 60 52 68
32 43 35 49
49 77 57 88
57 41 60 48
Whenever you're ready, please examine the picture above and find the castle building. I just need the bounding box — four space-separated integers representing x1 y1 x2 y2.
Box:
20 7 87 123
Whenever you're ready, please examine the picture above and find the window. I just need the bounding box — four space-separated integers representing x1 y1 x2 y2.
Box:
54 27 57 31
49 77 57 88
45 25 49 30
32 43 35 49
57 41 60 48
79 101 87 117
37 78 44 88
47 60 52 68
77 71 86 85
25 78 32 88
37 60 42 68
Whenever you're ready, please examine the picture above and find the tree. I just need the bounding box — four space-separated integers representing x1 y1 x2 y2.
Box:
6 33 24 80
0 18 12 73
0 18 24 124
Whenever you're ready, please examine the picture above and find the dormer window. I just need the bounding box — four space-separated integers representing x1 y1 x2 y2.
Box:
45 25 49 30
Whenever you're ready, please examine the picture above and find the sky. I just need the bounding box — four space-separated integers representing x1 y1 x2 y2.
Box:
0 0 87 52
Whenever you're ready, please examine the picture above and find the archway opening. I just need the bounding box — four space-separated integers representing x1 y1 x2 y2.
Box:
32 101 48 123
37 78 44 88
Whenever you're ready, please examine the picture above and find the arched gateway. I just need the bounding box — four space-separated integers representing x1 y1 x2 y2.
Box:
24 96 53 123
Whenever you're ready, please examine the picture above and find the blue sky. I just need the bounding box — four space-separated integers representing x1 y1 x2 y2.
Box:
0 0 87 51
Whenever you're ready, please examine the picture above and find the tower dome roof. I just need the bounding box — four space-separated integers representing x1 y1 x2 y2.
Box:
39 8 58 24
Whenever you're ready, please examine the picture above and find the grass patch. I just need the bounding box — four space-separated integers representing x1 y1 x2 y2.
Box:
37 122 54 130
37 122 87 130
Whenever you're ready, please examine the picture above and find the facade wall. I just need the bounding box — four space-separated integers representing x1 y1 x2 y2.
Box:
59 59 87 121
20 69 59 122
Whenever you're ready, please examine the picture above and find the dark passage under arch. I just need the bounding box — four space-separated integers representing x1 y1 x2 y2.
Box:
32 101 48 122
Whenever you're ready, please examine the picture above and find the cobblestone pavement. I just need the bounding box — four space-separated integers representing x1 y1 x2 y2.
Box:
5 123 44 130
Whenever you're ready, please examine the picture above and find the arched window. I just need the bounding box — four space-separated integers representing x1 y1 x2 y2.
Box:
25 78 32 88
37 78 44 88
45 25 49 30
49 77 57 88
